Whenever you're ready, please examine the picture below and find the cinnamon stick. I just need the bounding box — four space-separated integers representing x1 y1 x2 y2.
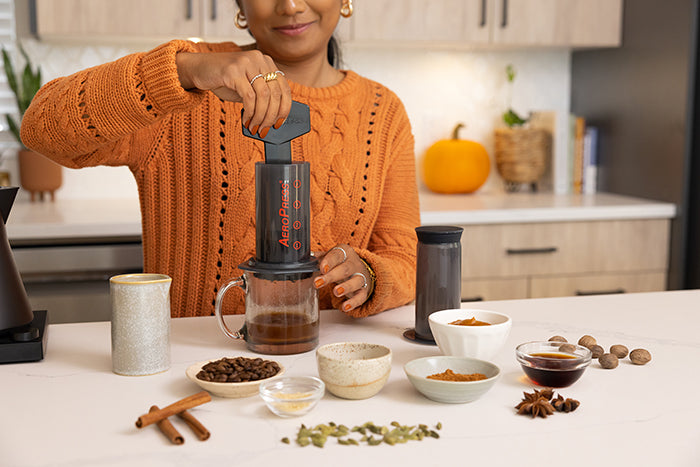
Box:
136 391 211 428
177 409 211 441
150 406 184 445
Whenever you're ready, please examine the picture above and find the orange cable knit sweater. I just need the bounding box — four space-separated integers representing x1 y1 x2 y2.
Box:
20 40 420 318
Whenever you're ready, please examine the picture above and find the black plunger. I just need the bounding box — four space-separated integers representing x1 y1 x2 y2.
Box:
240 101 317 275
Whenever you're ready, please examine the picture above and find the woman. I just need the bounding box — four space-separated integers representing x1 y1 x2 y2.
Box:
20 0 420 318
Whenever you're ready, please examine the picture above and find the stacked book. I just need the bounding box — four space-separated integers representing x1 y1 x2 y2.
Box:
529 111 599 195
570 115 598 195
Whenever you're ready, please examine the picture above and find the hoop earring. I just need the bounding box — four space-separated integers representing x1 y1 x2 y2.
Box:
340 0 353 18
235 10 248 29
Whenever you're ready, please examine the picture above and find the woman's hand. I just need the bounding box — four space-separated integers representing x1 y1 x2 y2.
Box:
314 244 374 313
176 50 291 137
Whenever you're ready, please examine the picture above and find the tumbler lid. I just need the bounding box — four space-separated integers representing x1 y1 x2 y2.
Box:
415 225 463 244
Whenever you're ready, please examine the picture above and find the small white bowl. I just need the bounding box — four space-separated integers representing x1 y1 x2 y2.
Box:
316 342 392 400
428 309 512 360
186 359 285 398
259 376 325 418
404 356 500 404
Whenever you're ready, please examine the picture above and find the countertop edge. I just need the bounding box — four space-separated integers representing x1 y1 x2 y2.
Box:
420 204 677 225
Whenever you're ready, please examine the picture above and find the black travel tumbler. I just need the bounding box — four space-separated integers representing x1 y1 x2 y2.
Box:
414 226 463 342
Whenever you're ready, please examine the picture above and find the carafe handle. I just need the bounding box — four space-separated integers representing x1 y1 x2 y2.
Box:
214 276 246 340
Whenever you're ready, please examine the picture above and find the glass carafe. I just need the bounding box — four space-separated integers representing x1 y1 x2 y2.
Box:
214 271 319 355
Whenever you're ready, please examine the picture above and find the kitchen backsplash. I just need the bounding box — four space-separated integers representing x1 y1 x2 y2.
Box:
1 39 569 200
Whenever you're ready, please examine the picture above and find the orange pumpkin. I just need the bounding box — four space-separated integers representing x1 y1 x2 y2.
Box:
421 124 490 194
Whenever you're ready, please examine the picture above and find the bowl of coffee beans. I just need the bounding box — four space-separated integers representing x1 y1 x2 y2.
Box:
186 356 284 398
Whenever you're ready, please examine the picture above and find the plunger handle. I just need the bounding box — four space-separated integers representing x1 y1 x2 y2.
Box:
241 101 311 164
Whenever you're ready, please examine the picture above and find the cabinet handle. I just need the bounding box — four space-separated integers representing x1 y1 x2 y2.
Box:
211 0 217 20
575 288 626 296
506 247 558 255
28 0 38 36
501 0 508 28
479 0 487 27
186 0 193 20
21 269 142 284
461 296 484 302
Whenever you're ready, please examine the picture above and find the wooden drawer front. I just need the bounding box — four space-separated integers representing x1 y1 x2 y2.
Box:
530 272 667 298
461 220 669 278
461 278 528 302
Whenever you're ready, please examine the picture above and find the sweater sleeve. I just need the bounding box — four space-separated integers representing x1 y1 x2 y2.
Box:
346 97 420 317
20 40 206 170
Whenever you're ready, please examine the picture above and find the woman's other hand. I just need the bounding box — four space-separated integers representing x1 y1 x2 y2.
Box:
314 244 374 313
176 50 291 138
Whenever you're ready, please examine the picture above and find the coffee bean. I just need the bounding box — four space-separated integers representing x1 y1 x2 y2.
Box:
196 356 281 383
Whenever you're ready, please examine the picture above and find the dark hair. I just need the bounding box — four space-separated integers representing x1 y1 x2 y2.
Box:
327 35 342 69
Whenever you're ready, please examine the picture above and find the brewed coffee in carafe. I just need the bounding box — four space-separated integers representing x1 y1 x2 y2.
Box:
215 101 319 355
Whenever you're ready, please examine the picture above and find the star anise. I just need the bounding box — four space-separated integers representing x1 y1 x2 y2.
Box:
515 396 555 418
518 391 539 403
533 388 554 401
552 394 580 413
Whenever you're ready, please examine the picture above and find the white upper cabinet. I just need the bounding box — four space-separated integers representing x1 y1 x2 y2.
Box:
349 0 491 44
34 0 201 41
349 0 623 48
29 0 623 48
491 0 623 47
32 0 252 44
199 0 253 44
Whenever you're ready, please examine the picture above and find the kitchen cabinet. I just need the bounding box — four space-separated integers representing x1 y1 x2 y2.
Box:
350 0 623 48
459 219 670 301
28 0 621 48
349 0 490 44
32 0 253 44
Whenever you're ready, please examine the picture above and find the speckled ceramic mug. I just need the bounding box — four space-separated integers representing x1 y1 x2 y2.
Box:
110 273 172 376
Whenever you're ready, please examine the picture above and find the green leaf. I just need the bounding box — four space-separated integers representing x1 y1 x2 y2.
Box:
503 109 528 127
2 48 19 102
5 114 20 143
506 64 516 83
20 63 35 114
1 42 42 144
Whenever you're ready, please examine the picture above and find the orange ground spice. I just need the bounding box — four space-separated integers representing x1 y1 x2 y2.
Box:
427 369 487 382
449 317 490 326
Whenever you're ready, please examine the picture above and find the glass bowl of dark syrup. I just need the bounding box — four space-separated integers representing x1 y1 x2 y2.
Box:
516 341 592 387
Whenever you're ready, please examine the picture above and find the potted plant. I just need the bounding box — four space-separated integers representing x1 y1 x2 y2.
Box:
493 64 549 192
2 44 62 201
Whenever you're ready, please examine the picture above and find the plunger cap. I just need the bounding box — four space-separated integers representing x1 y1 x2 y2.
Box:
242 101 310 164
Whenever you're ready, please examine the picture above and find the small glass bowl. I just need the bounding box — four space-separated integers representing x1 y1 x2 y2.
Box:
259 376 325 418
516 341 592 388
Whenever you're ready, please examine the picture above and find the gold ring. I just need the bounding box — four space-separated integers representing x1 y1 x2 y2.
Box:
263 72 278 82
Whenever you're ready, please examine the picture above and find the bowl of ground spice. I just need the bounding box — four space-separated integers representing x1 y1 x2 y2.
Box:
186 356 285 398
259 376 325 417
404 356 500 404
429 309 512 360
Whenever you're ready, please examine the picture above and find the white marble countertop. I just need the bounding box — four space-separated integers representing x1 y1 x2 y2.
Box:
5 192 676 241
6 198 142 241
419 191 676 225
2 290 698 467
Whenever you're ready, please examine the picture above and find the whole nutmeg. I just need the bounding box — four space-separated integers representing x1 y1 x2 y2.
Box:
599 353 619 369
578 335 597 349
558 343 577 354
549 335 568 343
590 344 604 359
629 348 652 365
610 344 629 359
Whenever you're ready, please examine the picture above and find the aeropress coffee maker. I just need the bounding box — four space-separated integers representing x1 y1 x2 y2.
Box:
215 101 319 355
